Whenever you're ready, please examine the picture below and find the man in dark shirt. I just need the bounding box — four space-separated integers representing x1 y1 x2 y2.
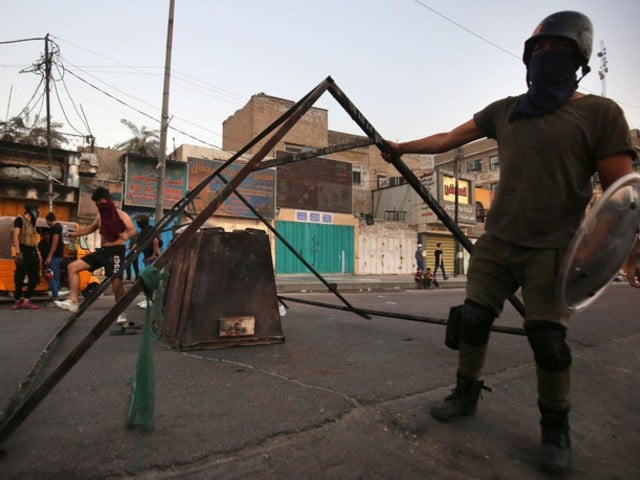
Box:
383 11 637 474
42 212 64 305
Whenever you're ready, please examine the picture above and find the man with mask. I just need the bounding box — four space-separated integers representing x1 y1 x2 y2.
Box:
54 187 137 326
11 202 41 310
382 11 637 475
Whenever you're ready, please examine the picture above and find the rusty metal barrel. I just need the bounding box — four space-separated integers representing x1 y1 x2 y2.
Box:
162 228 284 350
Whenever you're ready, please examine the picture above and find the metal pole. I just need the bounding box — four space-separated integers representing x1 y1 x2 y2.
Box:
154 0 175 224
44 34 53 212
453 147 463 276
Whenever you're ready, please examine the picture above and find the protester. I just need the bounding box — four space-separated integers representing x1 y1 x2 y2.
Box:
382 11 637 474
54 187 137 326
124 237 139 283
40 212 63 306
134 214 160 266
11 203 41 310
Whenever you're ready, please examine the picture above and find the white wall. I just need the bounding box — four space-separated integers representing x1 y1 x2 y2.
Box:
357 221 418 275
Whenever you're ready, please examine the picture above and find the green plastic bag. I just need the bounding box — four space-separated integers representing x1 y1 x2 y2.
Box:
126 265 168 432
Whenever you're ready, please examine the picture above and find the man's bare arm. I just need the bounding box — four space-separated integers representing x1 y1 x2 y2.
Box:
384 119 484 159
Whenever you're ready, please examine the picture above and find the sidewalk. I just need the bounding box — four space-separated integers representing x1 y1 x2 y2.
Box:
275 273 466 293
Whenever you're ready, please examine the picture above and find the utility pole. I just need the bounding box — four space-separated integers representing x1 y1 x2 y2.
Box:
44 34 54 212
155 0 175 224
453 147 464 277
597 40 608 97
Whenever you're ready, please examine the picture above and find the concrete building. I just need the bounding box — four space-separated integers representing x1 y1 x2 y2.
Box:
222 93 433 275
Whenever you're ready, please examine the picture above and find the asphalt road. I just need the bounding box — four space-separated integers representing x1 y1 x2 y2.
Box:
0 283 638 479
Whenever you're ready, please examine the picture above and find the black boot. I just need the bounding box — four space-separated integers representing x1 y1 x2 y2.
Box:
430 372 490 422
539 403 571 475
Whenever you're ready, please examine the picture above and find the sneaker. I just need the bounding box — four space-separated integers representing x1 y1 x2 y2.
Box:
116 313 128 325
54 299 79 313
21 300 39 310
12 300 22 311
45 301 57 307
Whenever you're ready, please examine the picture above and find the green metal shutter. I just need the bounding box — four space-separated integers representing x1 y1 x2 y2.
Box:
275 221 354 274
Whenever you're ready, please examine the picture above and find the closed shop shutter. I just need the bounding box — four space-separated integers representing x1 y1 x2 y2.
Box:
424 234 455 276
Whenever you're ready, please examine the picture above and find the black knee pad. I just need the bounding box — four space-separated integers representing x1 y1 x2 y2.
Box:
459 300 495 346
525 321 572 372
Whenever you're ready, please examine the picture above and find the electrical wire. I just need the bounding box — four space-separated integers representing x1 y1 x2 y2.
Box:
52 76 85 135
62 65 223 149
412 0 520 60
54 63 92 132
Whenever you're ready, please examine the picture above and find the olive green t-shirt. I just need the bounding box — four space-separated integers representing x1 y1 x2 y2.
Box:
474 94 636 248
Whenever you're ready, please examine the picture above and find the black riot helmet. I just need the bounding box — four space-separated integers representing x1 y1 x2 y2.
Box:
523 11 593 76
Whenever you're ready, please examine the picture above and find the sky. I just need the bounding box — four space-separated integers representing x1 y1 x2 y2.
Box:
1 0 639 153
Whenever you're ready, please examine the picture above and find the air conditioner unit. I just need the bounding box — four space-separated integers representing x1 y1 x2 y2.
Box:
80 152 99 167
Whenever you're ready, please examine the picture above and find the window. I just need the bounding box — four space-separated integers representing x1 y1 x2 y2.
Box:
467 160 482 173
389 176 405 186
352 166 362 185
489 155 500 171
377 175 389 188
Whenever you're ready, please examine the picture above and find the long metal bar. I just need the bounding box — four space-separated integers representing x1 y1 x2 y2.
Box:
326 78 526 317
255 138 374 170
0 77 333 447
279 295 526 337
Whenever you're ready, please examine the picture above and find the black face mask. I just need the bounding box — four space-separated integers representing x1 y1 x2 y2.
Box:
510 50 580 121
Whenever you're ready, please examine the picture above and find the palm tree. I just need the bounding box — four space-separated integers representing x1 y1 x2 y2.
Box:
115 119 160 156
0 114 67 147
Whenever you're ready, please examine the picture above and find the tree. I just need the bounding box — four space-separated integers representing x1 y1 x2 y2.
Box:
115 119 160 156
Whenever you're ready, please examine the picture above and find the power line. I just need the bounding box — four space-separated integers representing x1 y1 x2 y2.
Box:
0 37 45 45
412 0 519 60
53 35 247 104
54 63 92 132
62 65 225 150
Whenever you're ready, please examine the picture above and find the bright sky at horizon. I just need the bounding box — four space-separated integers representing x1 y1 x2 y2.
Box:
1 0 639 153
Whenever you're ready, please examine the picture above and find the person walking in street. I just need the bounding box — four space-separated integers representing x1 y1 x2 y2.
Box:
434 243 448 280
41 212 63 306
11 203 41 310
382 11 637 475
54 187 137 325
415 243 426 271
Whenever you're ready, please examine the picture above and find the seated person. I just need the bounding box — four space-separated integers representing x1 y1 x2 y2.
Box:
424 267 440 288
413 268 426 289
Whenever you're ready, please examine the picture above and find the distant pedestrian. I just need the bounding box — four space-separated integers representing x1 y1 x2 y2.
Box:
415 243 426 270
11 203 41 310
434 243 448 280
